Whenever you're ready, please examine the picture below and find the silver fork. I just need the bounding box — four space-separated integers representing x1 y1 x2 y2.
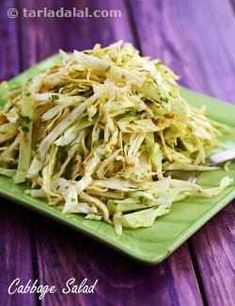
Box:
209 149 235 165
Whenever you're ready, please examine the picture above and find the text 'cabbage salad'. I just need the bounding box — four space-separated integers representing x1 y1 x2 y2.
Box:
0 42 232 235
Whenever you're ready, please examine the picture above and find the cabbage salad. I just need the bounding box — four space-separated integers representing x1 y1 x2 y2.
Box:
0 42 232 235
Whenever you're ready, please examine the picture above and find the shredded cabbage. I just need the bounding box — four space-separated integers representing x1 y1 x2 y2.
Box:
0 41 232 235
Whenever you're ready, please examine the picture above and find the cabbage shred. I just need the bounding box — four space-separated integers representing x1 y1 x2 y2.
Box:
0 42 232 235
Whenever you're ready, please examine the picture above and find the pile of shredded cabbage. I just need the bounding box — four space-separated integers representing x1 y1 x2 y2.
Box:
0 42 232 235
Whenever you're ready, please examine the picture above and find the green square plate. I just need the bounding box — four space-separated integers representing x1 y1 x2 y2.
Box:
0 55 235 264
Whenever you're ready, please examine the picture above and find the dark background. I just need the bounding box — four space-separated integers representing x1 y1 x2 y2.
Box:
0 0 235 305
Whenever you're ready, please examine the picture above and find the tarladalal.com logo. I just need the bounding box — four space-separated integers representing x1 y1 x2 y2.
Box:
7 7 122 19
